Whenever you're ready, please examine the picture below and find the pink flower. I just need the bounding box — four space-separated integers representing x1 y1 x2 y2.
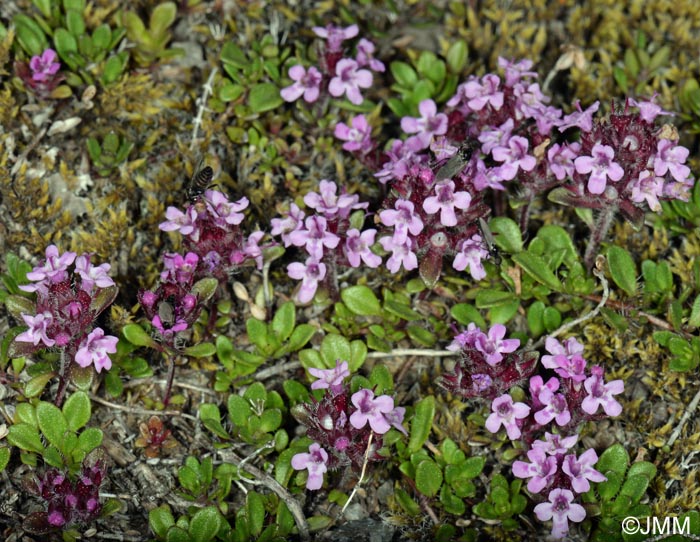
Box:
654 139 690 183
280 65 322 103
531 432 578 456
379 235 417 273
287 216 340 260
287 258 326 304
206 191 249 226
562 449 606 493
308 360 350 393
291 443 329 490
581 366 624 416
349 388 395 434
21 244 76 289
422 181 472 226
270 203 305 246
75 328 118 373
344 228 382 268
161 252 199 283
558 100 600 132
74 254 114 293
355 38 385 72
474 324 520 365
303 179 367 219
334 115 373 153
547 142 580 181
512 447 558 493
485 394 531 440
574 143 624 194
630 170 664 212
312 24 358 53
29 48 60 82
534 488 586 539
328 59 372 105
453 234 489 280
400 99 448 149
15 312 55 347
491 135 536 180
159 206 199 239
379 199 424 243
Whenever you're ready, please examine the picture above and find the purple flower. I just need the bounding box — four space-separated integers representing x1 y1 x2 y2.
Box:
152 314 188 337
243 231 265 270
288 215 340 259
541 336 587 383
379 199 424 243
287 258 326 304
29 48 60 82
630 170 664 212
581 366 624 416
344 228 382 268
531 432 578 456
383 406 408 435
328 58 372 105
400 99 448 150
562 449 606 493
574 143 624 194
280 65 322 103
512 447 558 493
491 136 536 180
21 245 76 289
349 388 395 434
75 328 118 373
473 324 520 365
161 252 199 283
312 24 359 53
291 442 329 490
422 181 472 227
74 254 115 293
547 142 580 181
558 100 600 132
271 203 305 246
303 180 367 219
629 96 670 123
379 235 417 273
334 115 373 153
448 74 504 112
453 234 488 280
159 206 199 239
447 323 483 351
206 191 249 226
534 388 571 427
355 38 385 72
478 119 514 155
498 57 537 86
15 312 55 347
654 139 691 183
308 360 350 394
485 394 531 440
534 488 586 539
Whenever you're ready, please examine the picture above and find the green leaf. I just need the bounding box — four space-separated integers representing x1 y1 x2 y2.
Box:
4 294 36 321
0 447 9 472
408 396 435 453
369 364 393 394
271 301 295 342
165 526 191 542
247 491 265 537
512 252 562 291
384 300 421 321
607 246 638 296
191 278 218 303
7 424 44 453
341 285 382 316
627 461 657 480
123 324 156 348
200 403 229 439
688 295 700 328
489 217 522 253
319 334 351 368
189 506 222 542
620 474 651 502
415 459 443 497
475 289 516 308
535 225 578 265
63 391 91 432
150 1 177 36
286 324 316 352
450 304 486 328
24 372 55 398
37 401 69 450
390 61 418 88
182 342 216 358
527 301 545 337
249 82 283 113
446 40 468 72
76 427 103 454
597 444 629 477
407 325 436 347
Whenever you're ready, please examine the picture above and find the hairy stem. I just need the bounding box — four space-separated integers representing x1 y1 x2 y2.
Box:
584 205 617 269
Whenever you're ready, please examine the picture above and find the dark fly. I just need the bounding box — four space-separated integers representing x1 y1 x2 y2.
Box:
435 141 478 182
186 163 214 203
479 218 501 266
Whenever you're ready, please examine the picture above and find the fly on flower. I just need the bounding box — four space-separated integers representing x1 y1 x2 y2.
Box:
479 217 501 266
435 140 478 181
186 158 214 204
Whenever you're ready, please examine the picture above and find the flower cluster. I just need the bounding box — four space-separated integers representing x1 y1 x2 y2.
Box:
14 48 63 97
11 245 118 397
271 180 378 303
280 24 384 107
290 360 406 490
439 327 623 539
27 459 106 530
159 188 265 282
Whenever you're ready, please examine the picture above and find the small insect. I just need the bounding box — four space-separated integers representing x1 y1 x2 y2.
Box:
479 217 501 266
186 161 214 203
157 300 175 329
435 140 478 181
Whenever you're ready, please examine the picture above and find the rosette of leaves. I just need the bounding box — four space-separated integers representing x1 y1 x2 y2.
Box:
87 131 134 177
121 2 182 67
